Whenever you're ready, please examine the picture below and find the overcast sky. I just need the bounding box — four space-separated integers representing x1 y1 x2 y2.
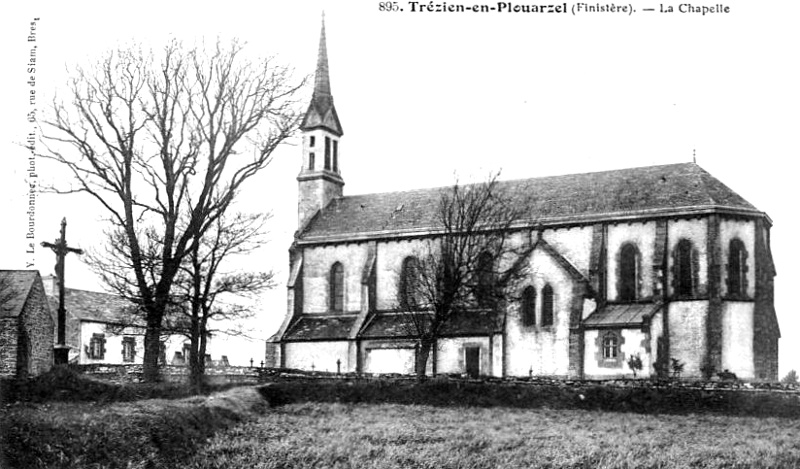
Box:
1 0 797 372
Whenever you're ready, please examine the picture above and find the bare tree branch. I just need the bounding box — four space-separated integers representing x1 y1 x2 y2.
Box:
395 173 538 379
41 39 303 381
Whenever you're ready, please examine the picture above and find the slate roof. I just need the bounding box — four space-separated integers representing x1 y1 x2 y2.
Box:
283 314 358 341
48 288 139 324
0 270 38 318
360 310 502 339
583 303 661 328
299 163 762 244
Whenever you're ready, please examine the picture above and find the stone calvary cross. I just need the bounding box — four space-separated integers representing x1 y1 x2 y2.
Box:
41 218 83 365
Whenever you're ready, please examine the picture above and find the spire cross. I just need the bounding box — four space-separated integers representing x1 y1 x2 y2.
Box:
41 217 83 364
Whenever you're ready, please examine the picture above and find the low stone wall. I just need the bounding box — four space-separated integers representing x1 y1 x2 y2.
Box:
257 367 800 393
71 364 261 385
73 363 800 394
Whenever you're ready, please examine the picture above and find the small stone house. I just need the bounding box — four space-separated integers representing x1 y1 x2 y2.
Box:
269 20 780 381
0 270 54 378
42 275 224 366
43 277 146 365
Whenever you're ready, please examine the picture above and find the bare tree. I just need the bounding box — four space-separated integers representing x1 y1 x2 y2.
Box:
41 39 304 381
172 211 274 387
396 174 538 379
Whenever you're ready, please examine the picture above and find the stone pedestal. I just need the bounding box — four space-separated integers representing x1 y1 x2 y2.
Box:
54 345 70 365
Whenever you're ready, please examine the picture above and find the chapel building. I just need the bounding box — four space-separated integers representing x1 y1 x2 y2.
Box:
270 20 780 381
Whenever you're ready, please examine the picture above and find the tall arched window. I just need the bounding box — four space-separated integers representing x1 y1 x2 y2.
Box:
541 284 554 327
476 251 494 308
330 262 344 312
399 256 421 309
521 286 536 327
618 243 640 302
674 239 697 297
727 238 748 297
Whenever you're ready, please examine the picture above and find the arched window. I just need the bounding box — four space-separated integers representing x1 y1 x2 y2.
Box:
541 284 554 327
476 251 494 307
602 332 619 359
399 256 421 309
674 239 697 297
618 243 640 302
521 286 536 327
727 238 748 297
330 262 344 312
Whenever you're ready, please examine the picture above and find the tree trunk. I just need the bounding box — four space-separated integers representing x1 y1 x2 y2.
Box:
198 330 208 378
416 339 433 381
142 315 162 382
188 315 203 389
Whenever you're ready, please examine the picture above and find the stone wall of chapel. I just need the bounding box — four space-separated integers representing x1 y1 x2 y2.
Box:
284 341 353 372
650 309 664 373
505 247 572 377
666 218 709 298
302 244 370 313
360 339 432 375
436 337 492 375
583 328 650 378
607 222 657 301
721 301 755 379
541 226 593 276
375 238 432 311
668 300 708 377
491 334 503 377
719 219 756 299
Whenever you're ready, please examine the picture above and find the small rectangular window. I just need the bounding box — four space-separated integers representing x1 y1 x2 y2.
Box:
309 152 315 170
89 333 106 359
122 337 136 363
309 136 316 147
183 342 192 363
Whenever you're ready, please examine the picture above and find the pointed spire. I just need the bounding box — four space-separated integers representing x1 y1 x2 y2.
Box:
301 12 343 136
313 13 331 98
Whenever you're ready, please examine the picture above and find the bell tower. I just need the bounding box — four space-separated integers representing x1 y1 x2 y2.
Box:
297 14 344 230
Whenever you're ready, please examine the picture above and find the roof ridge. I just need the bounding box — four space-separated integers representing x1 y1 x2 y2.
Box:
337 162 700 201
300 162 762 242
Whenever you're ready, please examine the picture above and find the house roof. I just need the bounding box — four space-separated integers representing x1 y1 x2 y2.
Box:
0 270 39 318
583 303 661 328
299 163 763 244
48 287 138 324
283 314 358 341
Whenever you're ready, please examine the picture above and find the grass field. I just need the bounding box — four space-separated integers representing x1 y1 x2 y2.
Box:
186 402 800 469
3 375 800 468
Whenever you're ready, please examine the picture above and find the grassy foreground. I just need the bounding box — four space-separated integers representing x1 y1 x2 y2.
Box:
0 386 267 468
3 376 800 468
187 402 800 469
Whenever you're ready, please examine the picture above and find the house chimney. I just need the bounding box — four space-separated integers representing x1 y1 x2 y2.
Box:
41 274 58 297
